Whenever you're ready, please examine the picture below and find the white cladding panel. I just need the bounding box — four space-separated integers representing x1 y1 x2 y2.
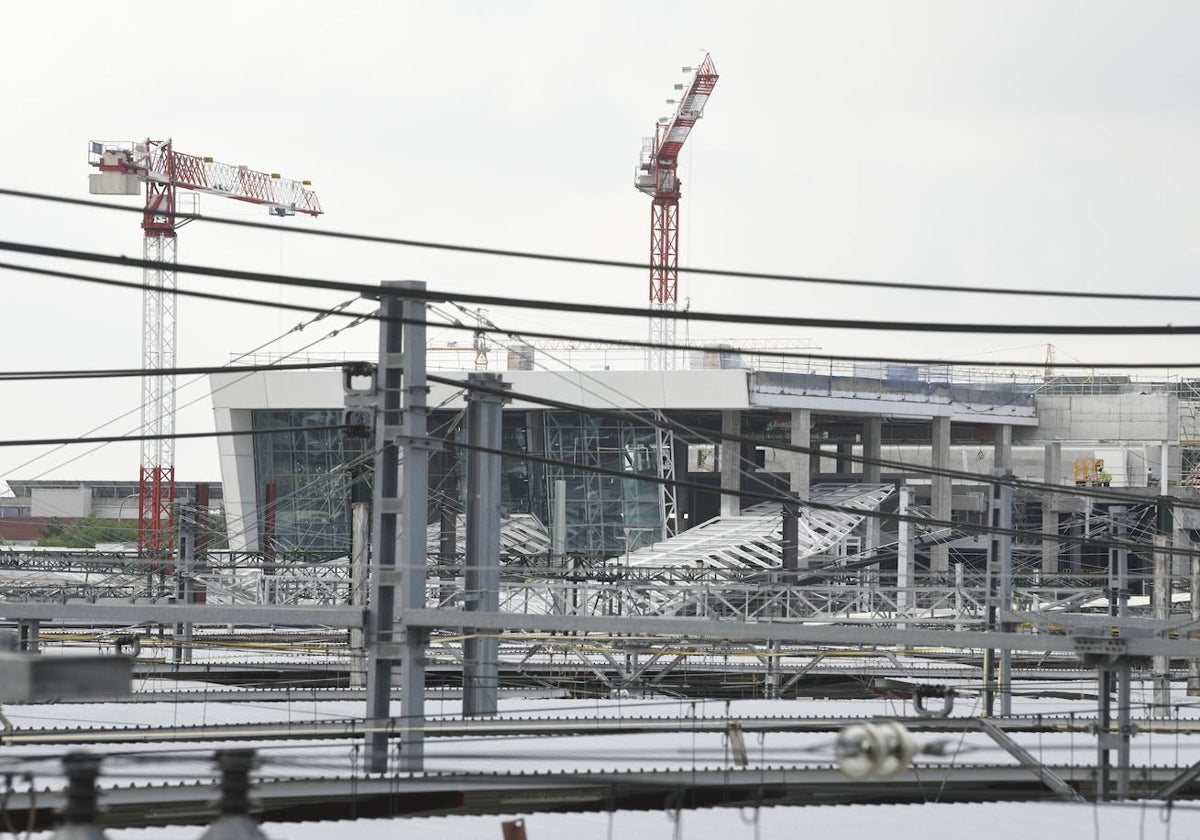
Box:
30 487 91 518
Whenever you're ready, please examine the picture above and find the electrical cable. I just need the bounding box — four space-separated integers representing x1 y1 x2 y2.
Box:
0 237 1193 561
428 431 1200 561
458 303 831 522
0 425 351 449
0 291 372 483
0 298 378 547
0 360 350 381
9 185 1200 305
9 253 1190 547
429 372 1200 512
8 257 1200 371
217 382 467 550
5 240 1200 336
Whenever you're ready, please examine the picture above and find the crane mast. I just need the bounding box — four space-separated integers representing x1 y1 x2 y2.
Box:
634 54 718 370
88 139 322 556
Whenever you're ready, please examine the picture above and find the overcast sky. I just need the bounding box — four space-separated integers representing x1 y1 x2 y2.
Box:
2 1 1199 485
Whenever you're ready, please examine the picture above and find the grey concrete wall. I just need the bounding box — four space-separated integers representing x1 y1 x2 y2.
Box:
30 487 91 519
1029 394 1178 443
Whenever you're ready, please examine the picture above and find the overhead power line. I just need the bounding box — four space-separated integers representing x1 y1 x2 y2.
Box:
438 434 1199 561
6 186 1200 305
0 360 351 381
3 241 1200 337
0 425 351 449
7 258 1200 371
428 372 1200 511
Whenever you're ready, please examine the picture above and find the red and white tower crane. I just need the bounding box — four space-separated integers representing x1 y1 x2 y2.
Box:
634 54 718 370
88 139 322 555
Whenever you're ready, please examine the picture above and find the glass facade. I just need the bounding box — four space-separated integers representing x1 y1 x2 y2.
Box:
250 408 667 558
252 410 353 551
540 411 663 556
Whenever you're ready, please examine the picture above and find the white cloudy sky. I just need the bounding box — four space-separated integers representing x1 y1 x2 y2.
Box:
2 1 1199 483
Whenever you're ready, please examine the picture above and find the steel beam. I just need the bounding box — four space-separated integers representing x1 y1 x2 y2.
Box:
0 603 363 627
398 607 1200 658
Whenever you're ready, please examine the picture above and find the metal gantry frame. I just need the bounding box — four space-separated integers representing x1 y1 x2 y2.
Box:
363 281 433 774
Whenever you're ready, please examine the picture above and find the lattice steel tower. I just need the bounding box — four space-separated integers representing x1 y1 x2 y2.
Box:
634 55 719 370
89 139 322 554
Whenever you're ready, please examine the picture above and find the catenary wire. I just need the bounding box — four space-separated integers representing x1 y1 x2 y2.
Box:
428 372 1200 512
0 291 370 481
2 247 1190 544
428 431 1199 561
9 186 1200 305
0 297 376 545
7 258 1200 371
0 360 351 381
0 425 351 449
5 240 1200 336
1 364 1181 554
2 350 1180 552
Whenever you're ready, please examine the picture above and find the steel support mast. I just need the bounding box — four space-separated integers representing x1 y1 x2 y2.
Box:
634 55 718 370
140 157 178 556
89 139 322 554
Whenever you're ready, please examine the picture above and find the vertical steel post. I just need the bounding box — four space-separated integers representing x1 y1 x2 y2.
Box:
996 470 1014 716
1153 496 1173 715
463 373 510 717
1098 664 1113 800
552 479 567 561
1098 506 1130 801
930 416 952 575
261 483 277 604
364 289 403 774
896 485 911 629
194 483 209 604
552 478 569 614
1117 658 1132 800
1192 549 1200 696
349 502 369 689
781 503 799 572
174 504 194 664
1109 507 1128 619
396 284 431 772
365 281 431 773
984 470 1012 716
862 417 882 555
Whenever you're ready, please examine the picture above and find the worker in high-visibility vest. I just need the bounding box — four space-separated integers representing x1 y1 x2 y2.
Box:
1098 467 1112 486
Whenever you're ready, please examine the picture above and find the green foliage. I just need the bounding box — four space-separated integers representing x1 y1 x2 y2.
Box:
203 511 229 550
38 517 138 548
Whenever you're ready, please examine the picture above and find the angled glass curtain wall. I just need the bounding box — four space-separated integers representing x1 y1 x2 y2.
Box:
248 408 665 557
540 410 663 557
252 409 353 551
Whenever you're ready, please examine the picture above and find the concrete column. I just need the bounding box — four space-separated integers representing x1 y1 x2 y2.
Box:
720 410 741 518
1042 442 1062 575
862 417 882 554
994 425 1013 472
788 409 811 500
930 416 952 575
349 502 369 689
836 440 854 476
